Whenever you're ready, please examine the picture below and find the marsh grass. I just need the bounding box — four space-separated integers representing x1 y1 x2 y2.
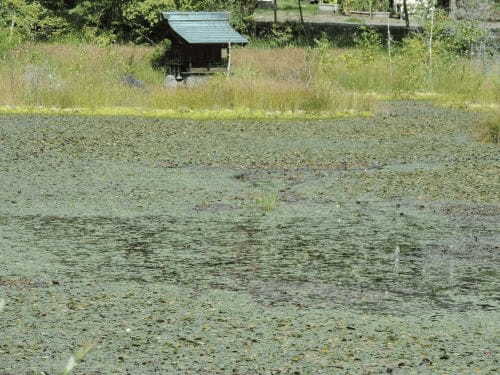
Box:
0 43 373 117
253 191 280 212
0 41 498 118
475 110 500 144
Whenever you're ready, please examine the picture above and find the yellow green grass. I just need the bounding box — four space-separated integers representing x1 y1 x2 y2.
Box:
0 105 371 121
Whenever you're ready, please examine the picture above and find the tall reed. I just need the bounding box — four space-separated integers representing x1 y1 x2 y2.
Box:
0 42 498 116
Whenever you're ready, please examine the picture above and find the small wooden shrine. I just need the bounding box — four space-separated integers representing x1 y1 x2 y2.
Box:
161 12 248 81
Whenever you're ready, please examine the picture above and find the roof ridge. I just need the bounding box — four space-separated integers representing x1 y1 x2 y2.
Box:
162 11 230 21
161 11 248 45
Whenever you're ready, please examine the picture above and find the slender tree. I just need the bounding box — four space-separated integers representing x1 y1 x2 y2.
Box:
387 11 392 77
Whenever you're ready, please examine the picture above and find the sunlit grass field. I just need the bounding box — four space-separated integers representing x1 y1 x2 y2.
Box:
0 41 498 120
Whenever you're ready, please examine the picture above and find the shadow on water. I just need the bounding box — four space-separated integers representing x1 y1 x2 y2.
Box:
4 205 499 314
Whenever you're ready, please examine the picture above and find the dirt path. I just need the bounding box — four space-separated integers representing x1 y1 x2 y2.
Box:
254 12 500 30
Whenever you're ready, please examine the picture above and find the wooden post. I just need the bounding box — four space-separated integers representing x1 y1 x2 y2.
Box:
273 0 278 23
298 0 304 24
227 42 232 76
403 0 410 29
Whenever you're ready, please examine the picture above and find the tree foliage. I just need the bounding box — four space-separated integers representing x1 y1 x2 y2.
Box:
0 0 258 42
0 0 69 40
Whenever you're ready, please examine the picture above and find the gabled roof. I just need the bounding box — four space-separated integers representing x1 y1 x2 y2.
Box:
161 12 248 45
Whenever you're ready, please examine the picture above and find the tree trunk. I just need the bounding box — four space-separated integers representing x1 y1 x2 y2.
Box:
449 0 457 19
227 42 232 76
273 0 278 23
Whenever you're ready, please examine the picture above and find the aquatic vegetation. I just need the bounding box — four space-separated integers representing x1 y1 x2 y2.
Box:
0 102 498 373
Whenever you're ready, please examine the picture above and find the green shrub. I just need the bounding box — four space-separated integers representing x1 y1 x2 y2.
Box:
355 27 382 49
415 8 494 57
0 28 22 58
150 39 172 70
269 24 295 48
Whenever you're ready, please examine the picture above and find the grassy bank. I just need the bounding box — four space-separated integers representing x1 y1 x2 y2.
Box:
0 42 498 120
0 43 374 118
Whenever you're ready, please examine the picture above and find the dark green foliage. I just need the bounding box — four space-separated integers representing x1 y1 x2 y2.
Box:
415 8 495 57
0 1 257 43
0 28 22 58
0 0 70 41
150 38 172 69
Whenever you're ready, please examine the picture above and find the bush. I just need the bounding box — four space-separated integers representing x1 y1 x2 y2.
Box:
150 39 172 70
0 28 22 58
415 8 495 57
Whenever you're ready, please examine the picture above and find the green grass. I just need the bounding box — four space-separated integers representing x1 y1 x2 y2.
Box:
253 191 280 212
345 17 366 23
0 104 369 121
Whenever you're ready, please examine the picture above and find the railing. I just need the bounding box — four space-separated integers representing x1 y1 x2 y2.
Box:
167 57 229 75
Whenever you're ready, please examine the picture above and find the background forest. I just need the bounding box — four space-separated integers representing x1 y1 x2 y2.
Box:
2 1 498 44
0 0 263 44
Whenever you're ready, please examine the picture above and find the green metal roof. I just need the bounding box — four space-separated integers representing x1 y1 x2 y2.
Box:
162 12 248 45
